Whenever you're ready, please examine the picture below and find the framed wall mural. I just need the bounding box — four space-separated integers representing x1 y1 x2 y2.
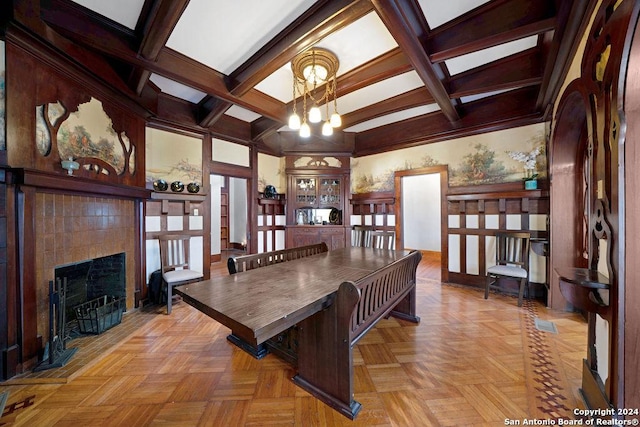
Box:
0 40 5 151
145 127 202 186
35 97 136 177
351 124 547 193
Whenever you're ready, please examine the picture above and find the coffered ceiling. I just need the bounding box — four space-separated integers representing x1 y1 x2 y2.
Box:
13 0 593 156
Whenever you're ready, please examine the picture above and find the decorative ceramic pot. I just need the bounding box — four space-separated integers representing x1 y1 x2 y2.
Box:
524 179 538 190
264 185 277 199
153 179 168 191
171 181 185 192
187 182 200 193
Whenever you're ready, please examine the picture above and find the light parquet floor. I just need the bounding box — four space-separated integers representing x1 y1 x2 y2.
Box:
0 252 588 426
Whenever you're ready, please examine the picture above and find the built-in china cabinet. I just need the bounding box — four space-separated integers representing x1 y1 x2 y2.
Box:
285 156 350 249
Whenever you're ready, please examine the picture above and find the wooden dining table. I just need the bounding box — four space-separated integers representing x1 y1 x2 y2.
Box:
174 246 414 353
174 246 420 419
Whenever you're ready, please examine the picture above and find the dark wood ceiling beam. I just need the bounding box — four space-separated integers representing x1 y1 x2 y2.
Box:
336 47 413 96
251 117 282 141
138 0 189 59
341 87 434 128
427 0 557 63
448 48 543 98
228 0 374 96
354 86 542 156
371 0 461 124
423 0 556 61
40 1 289 123
430 18 556 63
535 0 596 114
197 97 233 128
130 0 190 95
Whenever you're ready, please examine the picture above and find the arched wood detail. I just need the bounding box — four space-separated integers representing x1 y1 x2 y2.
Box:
550 0 640 412
549 81 591 310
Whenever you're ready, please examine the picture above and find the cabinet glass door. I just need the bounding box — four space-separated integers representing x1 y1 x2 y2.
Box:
319 178 340 206
295 178 316 205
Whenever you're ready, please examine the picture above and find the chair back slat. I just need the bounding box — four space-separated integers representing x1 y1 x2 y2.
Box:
495 231 530 268
352 225 374 247
159 235 192 273
371 230 395 250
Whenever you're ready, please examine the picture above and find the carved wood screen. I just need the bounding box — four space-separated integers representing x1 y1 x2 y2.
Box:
549 0 639 411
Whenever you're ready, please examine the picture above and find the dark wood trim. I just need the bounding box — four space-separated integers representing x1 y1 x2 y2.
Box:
14 169 151 199
394 165 449 282
210 161 252 179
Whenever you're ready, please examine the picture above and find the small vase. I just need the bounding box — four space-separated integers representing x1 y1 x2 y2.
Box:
187 182 200 193
171 181 185 192
153 179 168 191
524 179 538 190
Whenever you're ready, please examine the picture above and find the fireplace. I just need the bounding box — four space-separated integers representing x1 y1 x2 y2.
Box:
54 252 126 336
33 192 138 349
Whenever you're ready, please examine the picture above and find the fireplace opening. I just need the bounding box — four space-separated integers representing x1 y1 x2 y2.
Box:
54 252 126 338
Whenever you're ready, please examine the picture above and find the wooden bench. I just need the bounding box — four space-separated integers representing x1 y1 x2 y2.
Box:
225 242 329 359
293 249 422 419
227 242 328 274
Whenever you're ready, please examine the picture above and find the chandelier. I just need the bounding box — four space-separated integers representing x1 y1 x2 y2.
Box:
288 48 341 137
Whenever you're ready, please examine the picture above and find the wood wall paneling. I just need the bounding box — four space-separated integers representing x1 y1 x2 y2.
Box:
446 186 549 295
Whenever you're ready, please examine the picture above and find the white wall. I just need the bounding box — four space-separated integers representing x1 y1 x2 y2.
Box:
229 177 247 245
402 173 441 251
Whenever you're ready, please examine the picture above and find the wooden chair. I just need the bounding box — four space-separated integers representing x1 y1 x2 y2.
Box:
485 231 531 306
159 235 203 314
371 230 395 249
352 225 374 247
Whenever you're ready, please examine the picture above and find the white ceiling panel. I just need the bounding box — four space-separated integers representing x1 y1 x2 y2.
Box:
445 36 538 75
225 105 262 123
344 104 441 133
167 0 317 74
311 12 398 77
71 0 145 29
149 74 207 104
254 62 295 104
418 0 490 29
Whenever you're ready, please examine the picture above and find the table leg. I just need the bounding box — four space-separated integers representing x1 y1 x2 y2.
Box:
226 333 268 359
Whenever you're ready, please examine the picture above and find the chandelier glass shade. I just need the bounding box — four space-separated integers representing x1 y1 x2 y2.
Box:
289 48 341 137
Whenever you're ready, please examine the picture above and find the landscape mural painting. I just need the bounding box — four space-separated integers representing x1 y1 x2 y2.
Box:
57 98 131 175
145 127 202 186
351 124 547 193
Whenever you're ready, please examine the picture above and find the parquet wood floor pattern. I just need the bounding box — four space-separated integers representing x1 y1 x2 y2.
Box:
0 252 588 426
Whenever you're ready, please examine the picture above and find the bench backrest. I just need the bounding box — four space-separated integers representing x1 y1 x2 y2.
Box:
338 250 421 345
227 242 329 274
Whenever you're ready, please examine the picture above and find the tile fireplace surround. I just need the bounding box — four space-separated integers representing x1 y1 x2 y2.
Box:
34 192 136 342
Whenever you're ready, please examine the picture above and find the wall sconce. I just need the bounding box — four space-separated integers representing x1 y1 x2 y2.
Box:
61 157 80 175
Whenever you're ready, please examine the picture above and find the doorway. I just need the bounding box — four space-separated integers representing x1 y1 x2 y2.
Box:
210 174 249 263
395 165 449 281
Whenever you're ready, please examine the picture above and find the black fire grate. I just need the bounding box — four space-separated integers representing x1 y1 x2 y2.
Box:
74 295 123 335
